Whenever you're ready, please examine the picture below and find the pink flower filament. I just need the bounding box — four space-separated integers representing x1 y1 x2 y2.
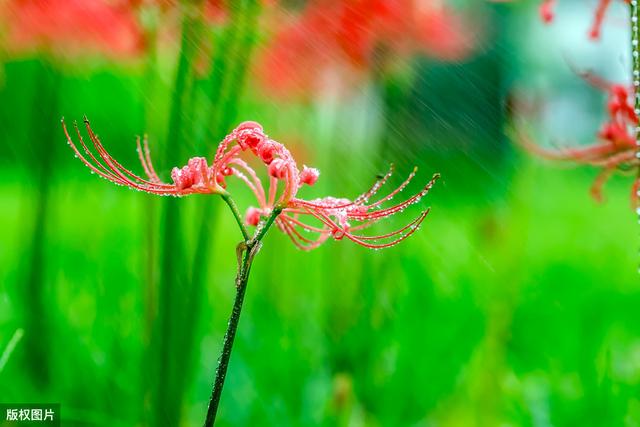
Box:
64 118 439 249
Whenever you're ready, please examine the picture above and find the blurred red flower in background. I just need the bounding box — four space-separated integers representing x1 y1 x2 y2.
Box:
539 0 631 39
0 0 145 59
520 73 639 204
258 0 477 97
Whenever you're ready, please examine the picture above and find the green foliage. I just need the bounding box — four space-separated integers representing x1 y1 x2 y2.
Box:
1 7 639 426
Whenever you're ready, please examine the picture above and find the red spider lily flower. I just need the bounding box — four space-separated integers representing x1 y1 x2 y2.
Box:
63 118 439 250
0 0 145 59
538 0 630 39
258 0 476 97
274 167 440 250
519 72 639 204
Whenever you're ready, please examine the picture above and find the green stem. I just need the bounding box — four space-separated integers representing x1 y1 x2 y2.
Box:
221 192 251 241
253 207 283 243
203 206 281 427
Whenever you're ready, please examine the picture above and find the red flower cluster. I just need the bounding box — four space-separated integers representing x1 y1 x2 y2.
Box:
539 0 631 39
521 73 639 204
0 0 269 62
258 0 475 96
0 0 145 59
63 118 439 250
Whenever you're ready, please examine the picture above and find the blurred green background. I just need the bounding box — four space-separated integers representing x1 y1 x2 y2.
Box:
1 1 639 426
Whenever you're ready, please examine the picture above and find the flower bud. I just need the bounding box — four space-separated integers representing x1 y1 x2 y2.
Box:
171 166 188 190
299 166 319 186
245 206 262 226
257 140 276 164
235 121 263 133
268 158 288 179
236 121 265 150
215 172 228 188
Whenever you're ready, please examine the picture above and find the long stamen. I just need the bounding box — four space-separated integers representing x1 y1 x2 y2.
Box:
367 167 417 209
350 210 429 241
213 132 238 166
73 121 126 183
519 132 616 162
143 135 161 183
342 211 429 249
291 165 395 210
302 207 344 232
137 136 155 181
268 176 278 207
354 164 395 205
76 121 184 195
280 213 327 233
280 217 332 251
588 149 636 167
590 166 616 202
571 67 612 91
589 0 613 39
348 174 439 220
212 145 242 178
279 217 326 245
230 158 266 205
230 167 265 208
278 218 315 250
84 120 174 189
62 120 126 183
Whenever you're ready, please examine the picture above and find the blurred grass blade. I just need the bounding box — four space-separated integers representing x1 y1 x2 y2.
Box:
0 328 24 373
152 2 206 426
163 1 264 417
24 61 60 388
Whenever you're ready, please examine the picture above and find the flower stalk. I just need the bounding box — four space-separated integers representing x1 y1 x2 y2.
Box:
203 206 282 427
221 192 251 241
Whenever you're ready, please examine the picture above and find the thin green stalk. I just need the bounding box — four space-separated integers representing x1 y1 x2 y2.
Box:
253 207 283 243
221 192 251 240
203 206 282 427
